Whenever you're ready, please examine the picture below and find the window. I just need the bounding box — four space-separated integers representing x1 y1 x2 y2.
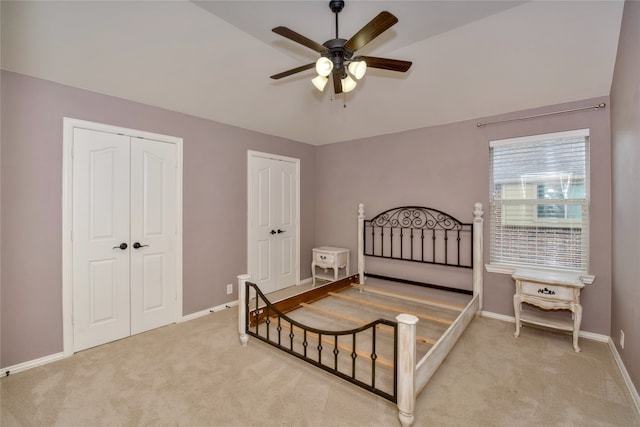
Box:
489 129 590 272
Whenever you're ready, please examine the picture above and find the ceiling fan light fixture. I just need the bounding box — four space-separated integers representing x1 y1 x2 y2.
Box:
341 75 357 93
271 3 412 96
315 57 333 77
311 74 329 92
348 60 367 80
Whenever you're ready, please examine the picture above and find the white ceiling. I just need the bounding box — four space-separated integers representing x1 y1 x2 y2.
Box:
1 1 625 145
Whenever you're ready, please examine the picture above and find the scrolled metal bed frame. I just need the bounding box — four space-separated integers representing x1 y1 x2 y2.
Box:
238 202 484 426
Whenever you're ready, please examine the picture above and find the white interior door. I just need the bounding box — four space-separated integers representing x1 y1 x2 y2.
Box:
72 128 177 352
72 128 131 352
130 138 177 335
249 153 299 294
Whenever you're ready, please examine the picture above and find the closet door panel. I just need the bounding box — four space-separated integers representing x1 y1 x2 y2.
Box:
72 129 131 352
130 139 177 335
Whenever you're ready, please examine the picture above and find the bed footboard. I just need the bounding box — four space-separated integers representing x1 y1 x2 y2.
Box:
238 274 400 403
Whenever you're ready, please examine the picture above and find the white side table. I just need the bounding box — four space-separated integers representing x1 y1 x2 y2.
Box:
312 246 350 286
512 269 585 352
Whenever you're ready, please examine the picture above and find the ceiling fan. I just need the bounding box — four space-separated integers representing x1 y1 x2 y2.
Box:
270 0 412 94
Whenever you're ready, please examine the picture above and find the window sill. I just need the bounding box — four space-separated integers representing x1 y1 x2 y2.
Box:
484 264 595 285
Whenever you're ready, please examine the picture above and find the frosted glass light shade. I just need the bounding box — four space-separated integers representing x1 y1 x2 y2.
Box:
311 75 329 92
348 60 367 79
315 57 333 77
341 75 357 93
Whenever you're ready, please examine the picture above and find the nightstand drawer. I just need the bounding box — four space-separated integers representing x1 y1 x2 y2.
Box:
315 252 336 268
520 281 574 300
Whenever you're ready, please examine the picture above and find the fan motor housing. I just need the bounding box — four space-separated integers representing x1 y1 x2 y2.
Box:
322 38 352 72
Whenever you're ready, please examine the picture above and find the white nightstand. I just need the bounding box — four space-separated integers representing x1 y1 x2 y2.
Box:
312 246 350 286
512 269 585 352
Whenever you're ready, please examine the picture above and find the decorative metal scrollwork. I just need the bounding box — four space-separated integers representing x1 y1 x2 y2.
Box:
364 205 473 268
369 206 464 231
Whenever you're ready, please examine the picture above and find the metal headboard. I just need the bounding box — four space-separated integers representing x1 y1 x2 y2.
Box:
364 206 473 269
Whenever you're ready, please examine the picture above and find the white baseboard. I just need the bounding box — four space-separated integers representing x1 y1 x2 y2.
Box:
480 310 515 323
181 300 238 322
580 329 610 343
1 352 64 377
608 338 640 414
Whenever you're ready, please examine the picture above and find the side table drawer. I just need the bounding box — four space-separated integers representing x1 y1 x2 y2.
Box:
314 252 335 268
520 280 574 300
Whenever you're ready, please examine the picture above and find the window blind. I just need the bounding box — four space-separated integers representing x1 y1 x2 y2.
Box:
489 129 590 272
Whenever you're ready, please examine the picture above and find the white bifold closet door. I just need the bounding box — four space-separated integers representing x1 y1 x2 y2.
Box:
72 128 177 352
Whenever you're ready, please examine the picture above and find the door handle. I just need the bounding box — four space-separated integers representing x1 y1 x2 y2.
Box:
270 230 276 235
277 229 285 234
133 242 149 249
113 243 128 250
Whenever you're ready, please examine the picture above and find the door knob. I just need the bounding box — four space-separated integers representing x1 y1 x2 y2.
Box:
270 230 276 235
277 229 285 234
113 243 128 250
133 242 149 249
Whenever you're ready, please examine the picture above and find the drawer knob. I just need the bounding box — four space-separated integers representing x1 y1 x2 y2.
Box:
537 287 556 295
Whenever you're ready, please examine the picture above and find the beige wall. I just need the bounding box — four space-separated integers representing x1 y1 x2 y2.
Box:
611 0 640 397
315 96 612 336
0 70 316 367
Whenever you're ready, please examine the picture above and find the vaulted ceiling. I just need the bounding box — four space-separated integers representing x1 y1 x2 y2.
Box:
1 1 625 145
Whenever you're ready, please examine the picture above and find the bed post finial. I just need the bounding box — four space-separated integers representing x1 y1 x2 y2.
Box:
358 203 365 289
473 202 483 219
237 274 251 346
472 203 484 312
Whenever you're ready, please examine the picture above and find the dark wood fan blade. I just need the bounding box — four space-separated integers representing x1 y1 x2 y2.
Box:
360 56 412 72
343 11 398 52
270 63 316 80
273 26 329 54
333 72 343 94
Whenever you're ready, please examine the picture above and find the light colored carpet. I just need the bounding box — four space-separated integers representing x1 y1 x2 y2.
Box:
1 306 639 426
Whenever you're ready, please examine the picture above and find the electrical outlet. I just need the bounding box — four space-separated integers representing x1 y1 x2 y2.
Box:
620 330 625 349
226 283 233 295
